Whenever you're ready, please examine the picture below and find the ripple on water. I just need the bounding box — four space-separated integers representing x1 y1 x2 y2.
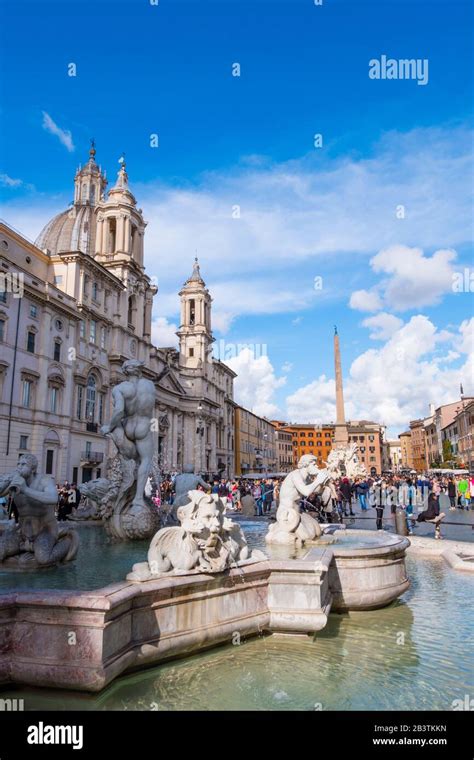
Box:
4 555 473 711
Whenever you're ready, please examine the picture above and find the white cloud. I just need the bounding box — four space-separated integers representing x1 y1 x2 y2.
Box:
362 312 404 340
281 361 293 372
1 124 472 329
286 315 474 434
134 125 472 294
292 317 303 326
223 347 286 418
370 245 457 310
42 112 75 152
0 174 22 188
349 289 383 312
151 317 178 348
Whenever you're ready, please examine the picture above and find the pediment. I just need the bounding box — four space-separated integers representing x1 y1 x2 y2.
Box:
157 368 186 395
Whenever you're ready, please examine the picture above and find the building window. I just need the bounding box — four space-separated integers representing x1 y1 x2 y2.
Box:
108 218 116 253
325 432 331 438
53 276 62 286
77 385 84 419
317 441 322 447
85 374 96 421
27 331 36 353
98 393 105 425
19 435 28 450
0 292 7 304
79 320 86 339
370 456 376 462
0 319 4 342
127 296 135 327
45 449 54 475
189 299 196 325
30 304 38 318
85 440 92 457
50 386 58 413
100 327 106 349
308 432 314 437
89 320 97 344
92 282 98 301
22 380 32 407
53 340 61 362
189 348 194 357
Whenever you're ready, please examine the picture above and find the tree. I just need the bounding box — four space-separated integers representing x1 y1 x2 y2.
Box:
442 439 453 462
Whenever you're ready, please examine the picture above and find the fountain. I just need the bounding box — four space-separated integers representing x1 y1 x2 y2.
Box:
0 450 411 692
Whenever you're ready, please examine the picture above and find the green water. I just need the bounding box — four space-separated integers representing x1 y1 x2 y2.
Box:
0 521 399 593
2 555 473 710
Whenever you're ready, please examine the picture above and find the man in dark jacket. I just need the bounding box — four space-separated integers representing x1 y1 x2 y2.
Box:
340 478 354 516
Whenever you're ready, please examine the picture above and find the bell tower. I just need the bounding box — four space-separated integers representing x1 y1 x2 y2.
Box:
177 258 214 368
94 156 146 267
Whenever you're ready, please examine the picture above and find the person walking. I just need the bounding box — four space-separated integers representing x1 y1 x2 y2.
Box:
469 475 474 509
374 480 385 530
340 477 354 516
447 477 457 511
356 478 369 511
385 480 398 517
457 476 469 509
252 482 263 516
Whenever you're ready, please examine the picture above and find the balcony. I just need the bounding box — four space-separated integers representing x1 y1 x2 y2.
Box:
81 451 104 464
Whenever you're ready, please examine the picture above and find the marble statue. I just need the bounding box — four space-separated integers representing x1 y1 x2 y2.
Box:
0 454 79 569
266 454 332 547
168 464 210 522
325 442 367 479
127 490 265 579
91 359 160 541
71 478 109 521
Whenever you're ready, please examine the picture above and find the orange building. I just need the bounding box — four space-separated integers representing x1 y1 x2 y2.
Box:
272 421 335 467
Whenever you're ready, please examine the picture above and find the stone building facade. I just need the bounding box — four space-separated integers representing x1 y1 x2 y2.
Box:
272 425 293 473
0 146 235 482
347 421 384 475
234 406 277 476
409 418 427 472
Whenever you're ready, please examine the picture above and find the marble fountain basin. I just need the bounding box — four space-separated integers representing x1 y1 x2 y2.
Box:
0 527 410 692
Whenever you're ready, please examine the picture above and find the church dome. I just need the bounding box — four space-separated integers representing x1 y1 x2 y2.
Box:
35 141 106 256
35 204 97 255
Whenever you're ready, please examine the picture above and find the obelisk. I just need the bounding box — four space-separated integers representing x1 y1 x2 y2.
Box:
333 326 349 446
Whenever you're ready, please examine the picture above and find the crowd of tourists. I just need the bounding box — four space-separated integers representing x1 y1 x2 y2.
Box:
2 468 472 539
153 470 474 541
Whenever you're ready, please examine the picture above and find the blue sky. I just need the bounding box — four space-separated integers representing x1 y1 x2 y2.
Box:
0 0 473 433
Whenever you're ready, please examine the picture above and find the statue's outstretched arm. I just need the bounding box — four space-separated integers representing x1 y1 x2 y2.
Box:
198 477 210 490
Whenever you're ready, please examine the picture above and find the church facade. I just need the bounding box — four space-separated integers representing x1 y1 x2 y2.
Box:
0 146 236 482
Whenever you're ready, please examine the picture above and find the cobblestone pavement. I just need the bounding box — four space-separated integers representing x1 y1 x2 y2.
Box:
244 494 474 543
340 493 474 543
